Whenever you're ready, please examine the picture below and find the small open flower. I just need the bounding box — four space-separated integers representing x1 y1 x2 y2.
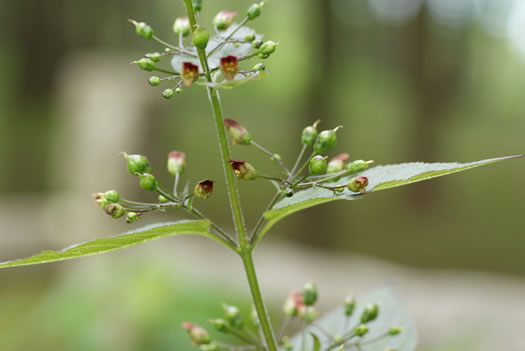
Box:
194 179 215 200
213 10 237 31
181 62 199 87
229 159 257 181
220 56 239 81
347 176 369 194
167 151 186 176
224 118 251 144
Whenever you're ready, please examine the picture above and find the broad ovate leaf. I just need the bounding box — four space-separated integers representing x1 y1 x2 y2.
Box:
0 220 212 269
288 288 417 351
261 155 522 242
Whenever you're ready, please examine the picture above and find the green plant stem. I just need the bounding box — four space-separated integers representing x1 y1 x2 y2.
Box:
289 144 307 179
251 140 290 175
183 2 279 351
291 151 315 182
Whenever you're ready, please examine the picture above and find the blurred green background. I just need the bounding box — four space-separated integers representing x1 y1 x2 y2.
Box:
1 0 524 350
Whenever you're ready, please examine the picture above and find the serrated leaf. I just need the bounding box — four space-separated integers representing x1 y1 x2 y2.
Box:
287 289 417 351
261 155 522 242
0 220 211 269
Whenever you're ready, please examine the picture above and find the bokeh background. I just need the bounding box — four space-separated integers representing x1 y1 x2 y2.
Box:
1 0 524 350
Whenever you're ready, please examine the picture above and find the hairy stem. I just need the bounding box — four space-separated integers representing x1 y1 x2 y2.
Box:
182 1 278 350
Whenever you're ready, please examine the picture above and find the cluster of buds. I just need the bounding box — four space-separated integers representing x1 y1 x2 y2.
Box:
283 281 318 323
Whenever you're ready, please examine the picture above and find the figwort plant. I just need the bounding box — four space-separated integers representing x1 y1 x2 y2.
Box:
1 1 522 351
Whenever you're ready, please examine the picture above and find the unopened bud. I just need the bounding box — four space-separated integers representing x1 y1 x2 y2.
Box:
213 11 237 31
298 305 318 323
222 304 243 328
388 326 403 336
354 325 369 337
252 39 263 49
309 155 327 175
344 295 356 316
126 212 138 224
181 62 199 87
130 20 153 40
224 119 252 145
283 290 304 317
181 322 211 345
253 63 265 72
229 160 257 181
301 120 320 146
247 3 262 20
192 25 209 50
163 88 174 99
104 190 120 204
192 0 203 12
360 303 379 324
173 17 190 37
149 76 161 86
136 58 155 72
158 195 169 203
200 344 219 351
209 318 231 333
220 56 239 81
94 193 109 208
105 203 125 219
347 160 373 174
327 153 349 174
147 52 162 62
313 126 342 154
175 87 183 94
122 153 152 175
259 40 278 55
244 33 256 42
139 173 157 192
167 151 186 176
194 179 215 200
347 176 369 194
302 281 318 306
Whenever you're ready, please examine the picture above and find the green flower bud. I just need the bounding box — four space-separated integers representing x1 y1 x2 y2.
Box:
103 190 120 204
283 290 303 317
167 151 186 175
327 153 349 174
347 160 374 174
302 281 318 306
229 160 257 181
258 52 270 59
136 58 155 72
252 39 263 49
158 194 169 203
209 318 231 333
173 17 190 37
147 52 162 62
247 3 262 20
301 120 320 146
233 42 240 48
298 306 317 323
105 203 125 219
149 76 161 86
194 179 215 200
181 62 199 87
122 153 152 175
220 56 239 81
192 25 209 50
354 325 369 337
213 10 237 31
344 295 356 316
224 119 252 145
126 212 138 224
175 87 183 94
347 176 369 194
139 173 157 192
313 126 342 154
200 344 219 351
250 306 260 328
192 0 203 12
252 63 265 72
93 193 109 208
259 40 278 55
388 326 403 336
244 33 256 42
182 322 211 345
130 20 153 40
309 155 327 175
360 303 379 324
162 88 174 99
222 304 243 328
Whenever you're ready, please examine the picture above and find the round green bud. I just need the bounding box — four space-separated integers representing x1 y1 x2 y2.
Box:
162 88 174 99
247 4 262 20
95 196 109 209
158 195 169 203
104 190 120 203
223 304 243 328
139 173 157 192
313 126 341 154
302 126 318 146
175 87 183 94
149 76 161 86
259 40 278 55
148 52 162 62
253 63 265 72
344 295 356 316
347 160 367 174
134 21 154 40
192 0 203 12
354 325 369 337
244 33 256 42
360 303 379 324
233 42 240 48
126 212 138 224
258 52 269 59
137 58 155 72
105 203 125 219
209 318 231 333
192 26 209 50
252 39 263 49
309 155 327 176
302 281 318 306
199 344 219 351
388 326 403 336
123 153 152 175
298 306 318 323
347 176 369 194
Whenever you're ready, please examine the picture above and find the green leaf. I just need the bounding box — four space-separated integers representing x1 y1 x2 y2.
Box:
287 289 417 351
0 220 212 269
310 333 321 351
260 155 522 243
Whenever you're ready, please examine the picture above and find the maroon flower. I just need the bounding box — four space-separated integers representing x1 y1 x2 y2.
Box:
181 62 199 87
194 179 215 200
220 56 239 81
224 118 252 144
